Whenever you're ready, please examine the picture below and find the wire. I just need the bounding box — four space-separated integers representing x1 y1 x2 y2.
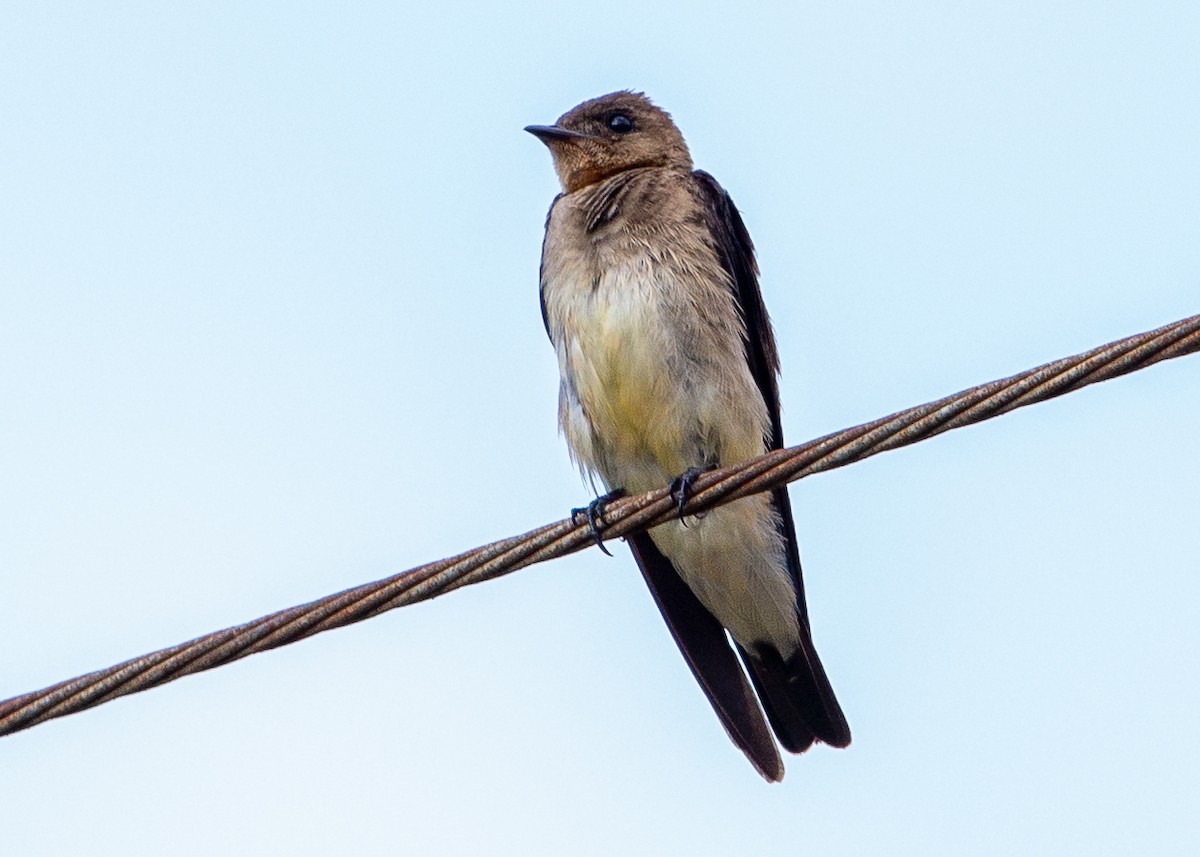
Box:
1 313 1197 738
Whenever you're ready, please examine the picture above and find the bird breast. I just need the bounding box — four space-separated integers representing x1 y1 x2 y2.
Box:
541 175 769 493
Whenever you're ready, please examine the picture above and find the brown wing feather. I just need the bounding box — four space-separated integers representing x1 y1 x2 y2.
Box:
691 170 851 749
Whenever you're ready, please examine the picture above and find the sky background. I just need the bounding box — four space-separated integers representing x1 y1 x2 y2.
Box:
2 2 1198 854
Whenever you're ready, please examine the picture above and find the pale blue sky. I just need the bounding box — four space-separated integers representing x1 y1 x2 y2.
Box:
2 3 1198 855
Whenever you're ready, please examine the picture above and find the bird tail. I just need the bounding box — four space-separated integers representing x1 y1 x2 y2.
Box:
737 638 851 753
745 487 852 752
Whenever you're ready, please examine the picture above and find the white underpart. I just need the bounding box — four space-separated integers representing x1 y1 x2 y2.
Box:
543 210 802 657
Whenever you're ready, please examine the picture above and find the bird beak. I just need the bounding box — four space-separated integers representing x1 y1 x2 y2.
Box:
525 124 594 144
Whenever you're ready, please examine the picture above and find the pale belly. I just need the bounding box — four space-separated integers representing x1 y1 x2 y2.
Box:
553 271 801 654
556 268 762 491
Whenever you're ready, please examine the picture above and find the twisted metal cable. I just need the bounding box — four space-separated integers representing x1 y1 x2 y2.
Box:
2 313 1197 738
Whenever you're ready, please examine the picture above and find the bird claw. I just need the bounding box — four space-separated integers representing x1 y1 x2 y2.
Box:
668 466 707 526
571 489 626 556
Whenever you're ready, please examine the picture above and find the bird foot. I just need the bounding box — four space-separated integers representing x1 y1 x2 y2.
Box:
668 466 711 526
571 489 626 556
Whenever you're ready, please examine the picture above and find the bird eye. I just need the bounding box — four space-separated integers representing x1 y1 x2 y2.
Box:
606 113 634 134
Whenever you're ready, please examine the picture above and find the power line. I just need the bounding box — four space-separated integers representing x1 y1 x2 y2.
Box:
1 312 1197 738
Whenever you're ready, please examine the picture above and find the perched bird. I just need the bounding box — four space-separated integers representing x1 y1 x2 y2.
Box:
527 91 849 780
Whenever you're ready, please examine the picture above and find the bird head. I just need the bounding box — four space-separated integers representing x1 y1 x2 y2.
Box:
526 91 693 193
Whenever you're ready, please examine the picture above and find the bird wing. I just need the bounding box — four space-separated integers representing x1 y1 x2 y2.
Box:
691 170 851 750
537 194 564 339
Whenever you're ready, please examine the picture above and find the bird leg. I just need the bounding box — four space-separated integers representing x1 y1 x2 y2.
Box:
668 466 712 525
571 489 626 556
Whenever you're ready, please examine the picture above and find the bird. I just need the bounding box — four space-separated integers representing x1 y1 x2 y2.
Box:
527 91 850 781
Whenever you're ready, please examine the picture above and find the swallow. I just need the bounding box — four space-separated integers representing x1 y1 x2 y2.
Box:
529 91 850 780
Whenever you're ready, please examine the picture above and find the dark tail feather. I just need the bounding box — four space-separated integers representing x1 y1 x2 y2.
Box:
760 486 852 749
737 643 814 752
739 641 851 751
628 532 784 781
